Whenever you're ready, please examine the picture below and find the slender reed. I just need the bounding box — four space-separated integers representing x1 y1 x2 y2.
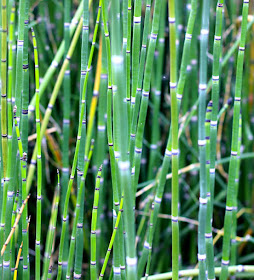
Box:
56 6 100 275
168 0 179 278
13 107 29 279
28 2 85 114
90 166 102 280
42 170 60 280
65 140 95 279
220 1 249 279
197 0 210 277
74 1 89 276
129 0 151 167
141 265 254 280
100 1 125 277
26 17 83 192
144 203 154 279
231 114 242 267
111 0 135 278
31 27 42 280
61 1 71 272
207 1 224 278
1 0 8 178
99 195 124 280
138 0 197 276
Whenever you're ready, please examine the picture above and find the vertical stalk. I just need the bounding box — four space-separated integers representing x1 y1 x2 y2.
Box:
57 6 100 277
31 27 42 280
129 0 151 167
144 202 154 279
1 5 17 277
26 17 83 193
138 1 197 276
1 0 8 178
132 0 161 194
148 0 166 180
198 0 210 278
0 1 8 271
205 100 214 279
230 114 241 268
90 166 102 280
100 1 125 278
66 140 94 279
42 171 60 280
28 2 84 114
168 0 179 278
99 196 124 280
111 0 135 278
131 0 142 119
61 0 71 275
220 1 249 279
126 0 132 133
73 1 89 277
21 0 29 154
167 0 179 277
13 109 29 280
207 1 224 278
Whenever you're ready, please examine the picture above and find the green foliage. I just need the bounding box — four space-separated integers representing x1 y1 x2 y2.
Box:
0 0 254 279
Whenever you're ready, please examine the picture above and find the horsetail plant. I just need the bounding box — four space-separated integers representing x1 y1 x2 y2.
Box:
168 0 179 278
90 165 102 280
0 1 253 279
231 114 242 268
31 27 42 280
198 0 210 278
65 139 95 279
42 170 60 280
220 1 249 279
74 0 90 276
13 106 29 279
207 1 224 278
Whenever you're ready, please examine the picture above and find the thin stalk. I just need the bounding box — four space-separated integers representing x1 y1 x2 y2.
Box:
205 100 215 279
42 170 60 280
90 166 102 280
0 0 9 274
21 0 29 154
31 27 42 280
11 191 19 276
26 17 83 193
140 265 254 280
129 0 151 167
100 1 124 278
111 0 134 278
138 0 197 276
231 114 242 267
65 140 95 279
126 0 131 134
2 4 16 274
144 203 154 279
28 1 85 115
99 195 124 280
61 1 71 273
131 0 142 120
56 6 101 277
197 0 210 277
220 1 249 279
1 0 8 178
207 1 224 278
73 0 89 277
13 108 29 280
168 0 179 278
1 194 30 257
132 0 161 196
148 0 166 180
